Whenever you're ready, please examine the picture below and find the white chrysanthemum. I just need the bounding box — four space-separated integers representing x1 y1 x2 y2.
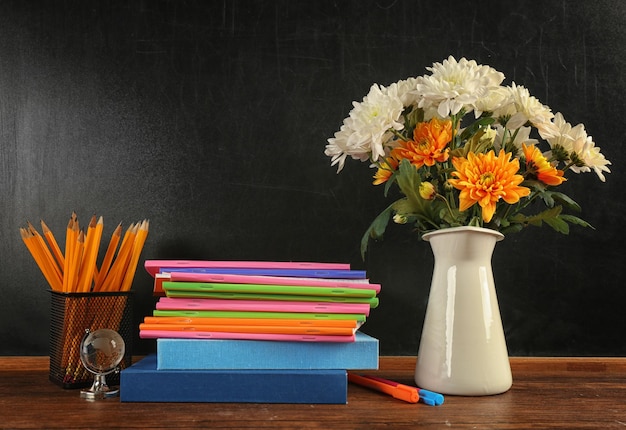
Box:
547 112 583 153
581 144 612 182
548 113 611 181
498 83 558 139
415 56 505 118
493 124 538 152
345 83 404 161
473 86 509 118
384 77 420 106
325 123 359 172
325 83 403 172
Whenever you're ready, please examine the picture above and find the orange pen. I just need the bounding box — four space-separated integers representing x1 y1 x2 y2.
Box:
347 373 419 403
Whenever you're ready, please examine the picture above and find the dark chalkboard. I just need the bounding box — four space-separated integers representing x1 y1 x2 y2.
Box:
1 0 625 356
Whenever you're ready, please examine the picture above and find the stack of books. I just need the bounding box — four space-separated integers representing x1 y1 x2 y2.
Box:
120 260 380 404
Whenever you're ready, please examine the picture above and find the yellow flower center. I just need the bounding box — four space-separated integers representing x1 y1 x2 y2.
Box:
479 172 495 188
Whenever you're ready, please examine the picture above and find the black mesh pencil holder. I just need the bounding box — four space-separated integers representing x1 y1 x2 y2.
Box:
49 291 133 389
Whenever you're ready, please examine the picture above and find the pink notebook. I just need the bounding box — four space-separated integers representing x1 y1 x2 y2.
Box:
145 260 351 277
156 297 371 316
139 329 355 342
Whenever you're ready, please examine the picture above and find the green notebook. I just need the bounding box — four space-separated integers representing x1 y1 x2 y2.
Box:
162 281 377 298
164 289 379 307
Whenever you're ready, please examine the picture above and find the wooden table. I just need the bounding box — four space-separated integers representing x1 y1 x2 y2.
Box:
1 356 625 429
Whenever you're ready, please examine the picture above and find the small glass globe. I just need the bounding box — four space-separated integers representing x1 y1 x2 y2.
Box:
79 328 125 400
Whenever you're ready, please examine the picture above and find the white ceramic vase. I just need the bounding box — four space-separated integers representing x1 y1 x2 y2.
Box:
414 226 512 396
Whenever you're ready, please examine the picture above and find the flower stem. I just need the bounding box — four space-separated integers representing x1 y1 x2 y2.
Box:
435 193 456 219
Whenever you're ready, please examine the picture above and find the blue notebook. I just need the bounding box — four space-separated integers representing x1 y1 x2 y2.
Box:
120 355 347 404
159 267 367 279
156 331 379 370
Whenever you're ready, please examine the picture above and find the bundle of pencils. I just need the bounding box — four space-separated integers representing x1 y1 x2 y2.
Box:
20 212 149 293
20 212 149 387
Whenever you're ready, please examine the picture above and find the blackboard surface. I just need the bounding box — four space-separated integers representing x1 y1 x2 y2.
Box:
1 0 624 356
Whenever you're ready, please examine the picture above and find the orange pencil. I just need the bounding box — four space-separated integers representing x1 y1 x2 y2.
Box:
20 228 62 291
77 215 103 292
121 219 149 292
67 230 84 292
101 223 137 292
41 219 65 270
93 223 122 292
27 222 62 282
22 212 148 294
62 217 76 292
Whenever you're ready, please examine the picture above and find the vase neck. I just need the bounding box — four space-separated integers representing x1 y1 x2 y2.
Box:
427 228 500 262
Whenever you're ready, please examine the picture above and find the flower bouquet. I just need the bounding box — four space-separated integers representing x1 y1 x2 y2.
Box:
325 56 611 257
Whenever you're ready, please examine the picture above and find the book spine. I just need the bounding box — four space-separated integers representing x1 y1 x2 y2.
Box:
120 356 347 404
156 332 379 370
145 260 353 277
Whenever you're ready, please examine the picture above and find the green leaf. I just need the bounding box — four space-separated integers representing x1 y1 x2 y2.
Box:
458 117 496 141
530 187 582 212
523 179 548 194
541 193 555 208
560 214 594 229
360 204 394 259
383 173 398 197
501 223 524 235
544 215 570 234
405 106 424 130
396 159 427 210
391 197 418 214
550 192 582 212
396 160 420 196
508 205 593 235
510 206 562 228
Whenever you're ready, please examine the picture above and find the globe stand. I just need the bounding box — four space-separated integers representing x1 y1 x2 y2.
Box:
80 370 120 400
78 328 125 400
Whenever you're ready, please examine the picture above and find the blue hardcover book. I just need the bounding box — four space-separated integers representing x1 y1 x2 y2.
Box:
120 355 347 404
156 331 379 370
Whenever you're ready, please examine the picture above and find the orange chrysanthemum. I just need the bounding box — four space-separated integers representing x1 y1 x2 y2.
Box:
372 156 399 185
391 117 452 169
448 150 531 223
522 143 566 186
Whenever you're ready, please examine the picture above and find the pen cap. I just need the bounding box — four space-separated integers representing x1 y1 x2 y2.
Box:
419 389 444 406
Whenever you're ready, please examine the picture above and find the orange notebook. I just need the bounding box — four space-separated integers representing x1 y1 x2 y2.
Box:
139 322 356 336
142 316 360 328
